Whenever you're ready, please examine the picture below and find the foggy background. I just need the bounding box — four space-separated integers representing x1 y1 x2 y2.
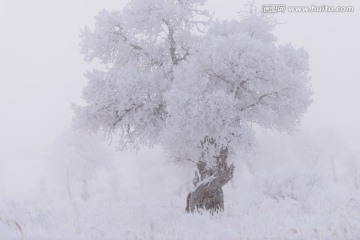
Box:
0 0 359 196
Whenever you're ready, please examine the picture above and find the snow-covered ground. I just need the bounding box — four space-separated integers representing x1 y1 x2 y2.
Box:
1 0 359 239
1 128 359 240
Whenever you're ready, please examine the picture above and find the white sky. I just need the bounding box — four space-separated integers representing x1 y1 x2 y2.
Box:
0 0 359 194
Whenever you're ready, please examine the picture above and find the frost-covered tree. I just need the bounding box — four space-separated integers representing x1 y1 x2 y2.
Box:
73 0 312 212
50 129 112 202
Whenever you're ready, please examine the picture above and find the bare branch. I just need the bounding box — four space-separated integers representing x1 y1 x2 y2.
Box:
112 24 145 52
163 19 178 65
240 87 290 111
112 103 145 128
163 19 190 65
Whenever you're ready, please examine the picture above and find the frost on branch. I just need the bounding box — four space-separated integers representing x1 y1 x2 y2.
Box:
73 0 312 212
164 18 312 164
74 0 210 150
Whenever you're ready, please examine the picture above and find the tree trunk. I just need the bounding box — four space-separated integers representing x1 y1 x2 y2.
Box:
186 147 234 213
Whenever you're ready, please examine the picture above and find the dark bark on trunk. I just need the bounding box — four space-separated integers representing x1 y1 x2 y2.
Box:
186 146 234 213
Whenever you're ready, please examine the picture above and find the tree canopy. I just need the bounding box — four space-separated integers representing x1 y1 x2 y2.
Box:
73 0 312 168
